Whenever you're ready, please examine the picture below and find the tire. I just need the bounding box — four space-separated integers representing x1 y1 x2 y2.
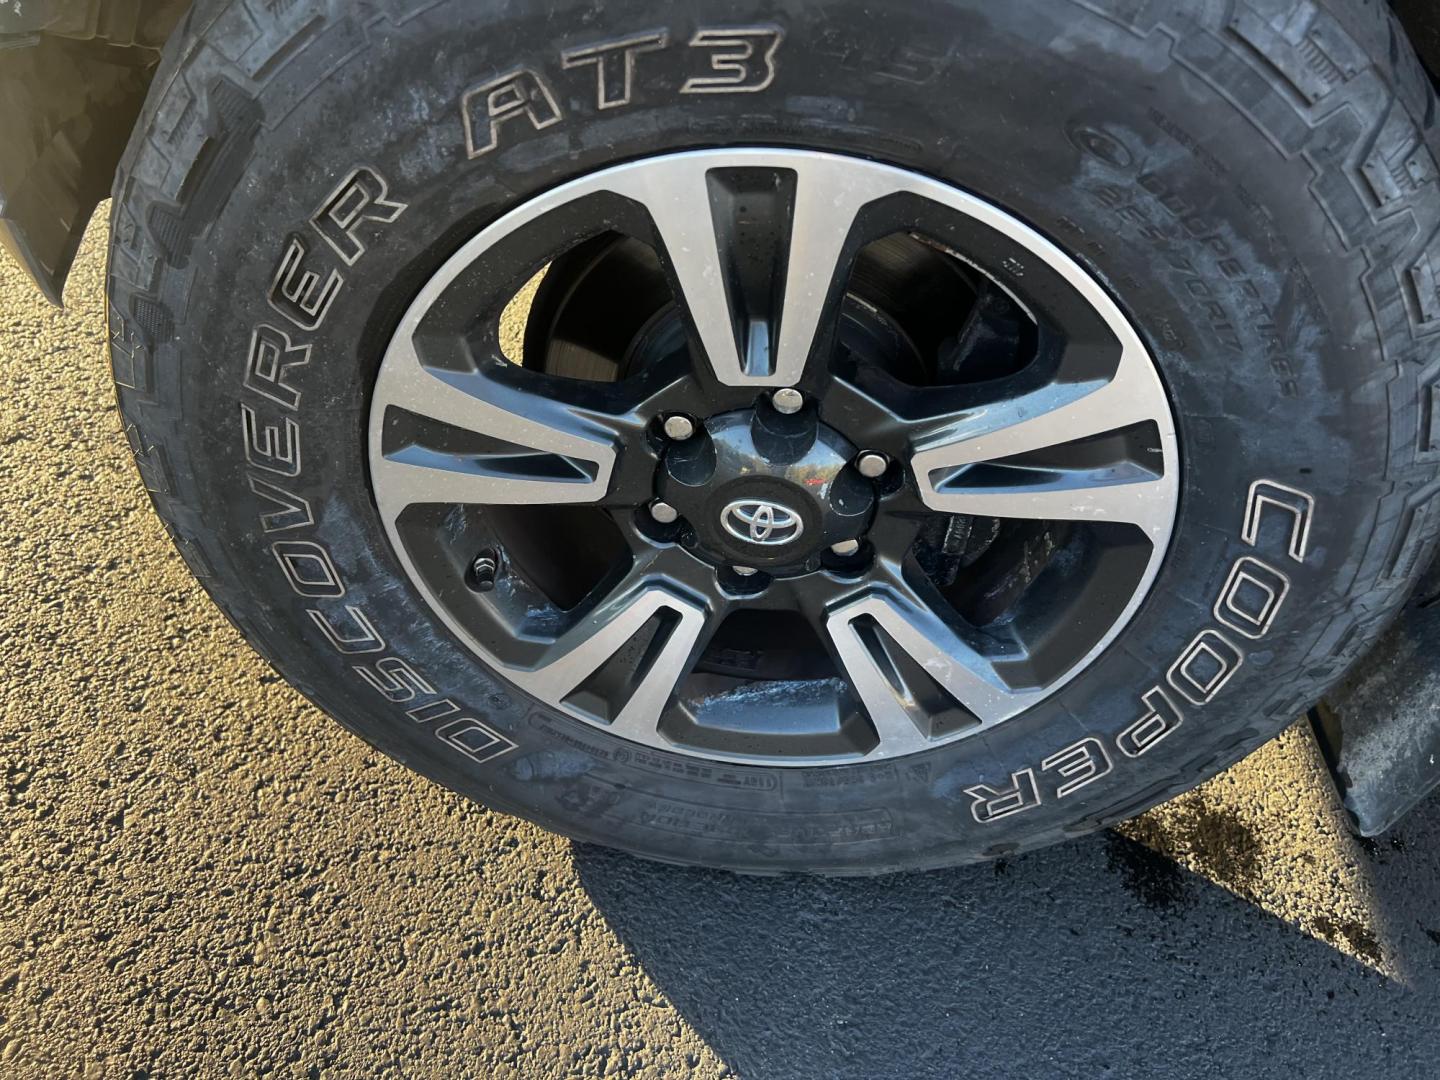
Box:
107 0 1440 874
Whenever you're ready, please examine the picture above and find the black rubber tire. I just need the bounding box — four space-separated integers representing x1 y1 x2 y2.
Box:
108 0 1440 873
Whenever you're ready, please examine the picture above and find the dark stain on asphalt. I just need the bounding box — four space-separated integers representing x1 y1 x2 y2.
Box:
1105 833 1190 910
1311 914 1384 966
1421 924 1440 947
1186 805 1264 891
1116 799 1265 900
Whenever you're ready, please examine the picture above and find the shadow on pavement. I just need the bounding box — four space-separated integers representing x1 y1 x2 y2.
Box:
574 796 1440 1080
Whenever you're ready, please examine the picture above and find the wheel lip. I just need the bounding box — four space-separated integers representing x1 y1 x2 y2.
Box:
367 147 1181 768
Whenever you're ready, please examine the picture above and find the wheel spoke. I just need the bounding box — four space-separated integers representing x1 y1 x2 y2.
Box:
908 349 1176 534
605 154 892 386
917 469 1172 531
826 587 1045 751
369 336 618 523
503 583 708 742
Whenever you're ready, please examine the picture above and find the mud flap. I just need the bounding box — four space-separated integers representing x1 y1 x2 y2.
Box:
1312 556 1440 836
0 36 152 305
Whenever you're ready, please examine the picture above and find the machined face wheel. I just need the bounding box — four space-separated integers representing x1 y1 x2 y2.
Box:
368 149 1179 766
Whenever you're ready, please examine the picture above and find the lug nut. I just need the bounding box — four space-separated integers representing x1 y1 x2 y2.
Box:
732 565 759 577
830 539 861 557
855 451 889 479
771 387 804 415
470 549 500 592
649 500 679 524
662 415 696 441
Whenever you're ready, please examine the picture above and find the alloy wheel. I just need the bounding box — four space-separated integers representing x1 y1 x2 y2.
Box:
368 149 1179 766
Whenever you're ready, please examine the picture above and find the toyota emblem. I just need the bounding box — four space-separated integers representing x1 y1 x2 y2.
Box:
721 499 804 546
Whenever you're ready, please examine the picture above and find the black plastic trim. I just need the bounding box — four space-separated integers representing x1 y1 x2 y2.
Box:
1313 552 1440 836
0 1 188 305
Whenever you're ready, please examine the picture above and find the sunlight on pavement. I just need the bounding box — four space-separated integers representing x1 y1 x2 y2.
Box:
1120 726 1389 973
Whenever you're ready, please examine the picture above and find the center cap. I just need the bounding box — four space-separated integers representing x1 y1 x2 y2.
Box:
657 403 876 571
720 498 806 546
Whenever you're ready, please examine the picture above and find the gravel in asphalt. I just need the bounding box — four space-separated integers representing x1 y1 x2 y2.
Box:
1 215 1439 1078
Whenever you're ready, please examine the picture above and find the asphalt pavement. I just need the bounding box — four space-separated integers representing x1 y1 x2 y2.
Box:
2 215 1439 1078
